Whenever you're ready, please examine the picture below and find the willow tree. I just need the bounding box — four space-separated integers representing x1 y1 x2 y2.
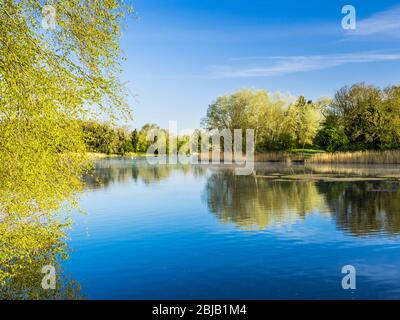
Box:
0 0 131 286
201 89 291 151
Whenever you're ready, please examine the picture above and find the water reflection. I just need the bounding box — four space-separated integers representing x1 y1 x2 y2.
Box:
0 217 83 299
87 159 400 236
83 157 207 189
203 170 328 230
205 170 400 235
320 181 400 236
254 163 400 178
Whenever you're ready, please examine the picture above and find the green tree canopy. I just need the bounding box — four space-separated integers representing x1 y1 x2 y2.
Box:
201 89 322 151
320 83 400 150
0 0 131 284
285 96 324 148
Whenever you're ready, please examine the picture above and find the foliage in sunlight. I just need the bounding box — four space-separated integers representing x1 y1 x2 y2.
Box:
202 85 400 154
0 0 131 288
201 89 324 151
318 83 400 151
82 121 134 155
286 96 324 148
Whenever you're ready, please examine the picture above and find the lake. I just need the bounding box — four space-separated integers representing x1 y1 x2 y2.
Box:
63 158 400 299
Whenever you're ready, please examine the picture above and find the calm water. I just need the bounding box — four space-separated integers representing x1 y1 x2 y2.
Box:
63 158 400 299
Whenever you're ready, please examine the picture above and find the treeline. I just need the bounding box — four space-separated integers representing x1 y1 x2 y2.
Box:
82 122 149 155
316 84 400 151
202 83 400 152
82 122 190 155
83 83 400 155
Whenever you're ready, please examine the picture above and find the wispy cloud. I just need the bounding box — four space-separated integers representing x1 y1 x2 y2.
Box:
210 52 400 78
349 5 400 36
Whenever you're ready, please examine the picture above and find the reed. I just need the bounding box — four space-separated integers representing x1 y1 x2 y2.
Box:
195 151 305 163
307 150 400 164
254 152 296 162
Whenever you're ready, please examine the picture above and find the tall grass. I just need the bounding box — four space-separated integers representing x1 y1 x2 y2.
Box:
196 151 308 162
307 150 400 164
194 150 400 164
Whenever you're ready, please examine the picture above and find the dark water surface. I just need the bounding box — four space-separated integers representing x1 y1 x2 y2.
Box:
63 158 400 299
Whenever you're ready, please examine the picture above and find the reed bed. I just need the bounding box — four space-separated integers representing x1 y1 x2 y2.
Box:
195 151 305 163
307 150 400 164
194 150 400 164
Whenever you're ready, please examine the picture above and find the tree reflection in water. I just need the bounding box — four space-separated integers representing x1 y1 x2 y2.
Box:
83 158 207 189
320 181 400 236
204 170 400 235
0 200 83 300
0 219 83 299
203 170 328 230
86 159 400 236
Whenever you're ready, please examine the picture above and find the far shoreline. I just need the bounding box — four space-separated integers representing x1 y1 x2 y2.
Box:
87 149 400 165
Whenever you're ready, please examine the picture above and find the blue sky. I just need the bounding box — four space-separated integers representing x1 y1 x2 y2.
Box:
121 0 400 129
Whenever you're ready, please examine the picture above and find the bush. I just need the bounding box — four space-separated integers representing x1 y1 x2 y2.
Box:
315 126 349 152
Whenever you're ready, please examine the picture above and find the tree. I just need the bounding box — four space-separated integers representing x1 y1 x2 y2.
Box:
136 124 160 153
315 126 349 152
382 85 400 149
81 121 134 155
131 129 139 152
201 90 252 131
286 96 322 148
246 90 288 150
202 89 295 151
329 84 386 150
0 0 131 283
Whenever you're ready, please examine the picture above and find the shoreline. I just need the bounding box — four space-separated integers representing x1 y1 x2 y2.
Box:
87 152 400 181
87 150 400 165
